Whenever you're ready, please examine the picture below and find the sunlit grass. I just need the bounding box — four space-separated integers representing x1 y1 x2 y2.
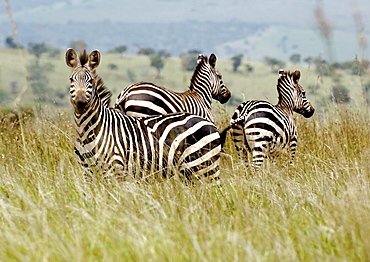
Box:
0 105 369 261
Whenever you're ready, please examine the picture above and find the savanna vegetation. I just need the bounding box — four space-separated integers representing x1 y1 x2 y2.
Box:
0 44 370 261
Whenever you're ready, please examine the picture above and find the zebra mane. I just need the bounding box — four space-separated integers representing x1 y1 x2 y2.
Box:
189 54 208 89
79 49 89 66
95 75 112 107
278 70 300 85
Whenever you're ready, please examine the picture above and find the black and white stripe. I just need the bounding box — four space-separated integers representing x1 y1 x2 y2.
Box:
221 70 315 170
66 49 221 181
114 54 231 123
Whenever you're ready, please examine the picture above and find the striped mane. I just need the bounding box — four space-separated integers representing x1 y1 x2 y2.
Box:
79 50 89 66
95 75 112 108
189 55 208 90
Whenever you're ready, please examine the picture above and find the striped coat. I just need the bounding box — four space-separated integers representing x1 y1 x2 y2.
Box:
114 54 230 123
221 70 315 170
66 48 221 181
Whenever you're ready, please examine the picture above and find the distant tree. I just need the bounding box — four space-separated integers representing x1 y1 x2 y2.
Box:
47 47 61 58
289 53 301 64
139 48 170 78
231 54 244 72
263 56 286 72
138 47 155 56
150 55 164 78
310 56 332 76
5 36 22 49
180 49 202 72
27 62 54 102
0 89 10 103
10 81 19 94
245 64 254 73
157 49 171 58
303 56 313 65
188 49 202 55
108 45 127 54
332 84 350 104
28 42 48 65
353 58 370 75
365 81 370 104
107 63 118 70
69 40 87 53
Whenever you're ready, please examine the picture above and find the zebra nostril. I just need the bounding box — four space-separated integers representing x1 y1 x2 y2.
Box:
75 94 87 109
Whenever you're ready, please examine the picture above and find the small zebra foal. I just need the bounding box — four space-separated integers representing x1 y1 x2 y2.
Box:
66 48 221 181
221 70 315 170
114 54 231 123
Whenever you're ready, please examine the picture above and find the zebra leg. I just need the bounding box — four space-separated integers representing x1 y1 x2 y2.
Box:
230 125 250 164
250 146 268 170
289 138 297 165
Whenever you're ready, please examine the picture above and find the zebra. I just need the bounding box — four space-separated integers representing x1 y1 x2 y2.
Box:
220 70 315 170
114 53 231 123
66 48 221 181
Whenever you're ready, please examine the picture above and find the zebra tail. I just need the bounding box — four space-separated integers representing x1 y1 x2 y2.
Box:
220 125 233 148
220 116 245 148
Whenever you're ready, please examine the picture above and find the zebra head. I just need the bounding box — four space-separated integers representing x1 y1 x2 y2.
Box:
66 48 101 114
278 70 315 118
191 54 231 104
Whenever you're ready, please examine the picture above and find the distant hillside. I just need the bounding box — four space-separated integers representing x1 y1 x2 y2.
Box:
1 0 369 62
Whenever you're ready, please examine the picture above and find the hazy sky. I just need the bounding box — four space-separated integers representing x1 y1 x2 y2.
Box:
2 0 369 29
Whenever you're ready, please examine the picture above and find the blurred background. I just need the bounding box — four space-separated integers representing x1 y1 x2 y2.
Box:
0 0 369 114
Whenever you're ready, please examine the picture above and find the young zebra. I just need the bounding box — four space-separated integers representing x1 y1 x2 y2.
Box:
221 70 315 170
66 48 221 181
114 54 231 123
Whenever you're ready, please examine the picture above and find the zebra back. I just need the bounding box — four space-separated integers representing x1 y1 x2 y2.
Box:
66 48 221 181
114 54 230 122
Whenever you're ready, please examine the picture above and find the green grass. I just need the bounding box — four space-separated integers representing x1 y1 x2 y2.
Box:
1 47 369 261
0 104 369 261
1 48 369 112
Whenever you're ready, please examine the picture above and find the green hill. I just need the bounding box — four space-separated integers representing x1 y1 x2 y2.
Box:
0 48 369 117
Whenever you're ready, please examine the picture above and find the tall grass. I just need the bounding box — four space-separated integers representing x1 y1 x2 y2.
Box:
0 105 369 261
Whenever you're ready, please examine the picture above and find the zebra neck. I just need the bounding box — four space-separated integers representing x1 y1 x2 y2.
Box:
276 101 294 117
189 84 212 107
74 98 103 133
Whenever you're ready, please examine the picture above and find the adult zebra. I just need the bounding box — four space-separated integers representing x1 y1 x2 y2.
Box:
114 54 230 123
66 48 221 181
221 70 315 170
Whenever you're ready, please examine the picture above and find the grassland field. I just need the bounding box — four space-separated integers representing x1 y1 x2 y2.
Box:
0 48 370 261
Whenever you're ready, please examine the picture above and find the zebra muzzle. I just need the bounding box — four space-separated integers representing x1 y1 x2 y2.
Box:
75 94 87 110
219 88 231 104
303 108 315 118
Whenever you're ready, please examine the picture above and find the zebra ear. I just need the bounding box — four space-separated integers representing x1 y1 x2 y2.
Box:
292 70 301 84
89 50 101 70
209 54 217 68
65 48 78 68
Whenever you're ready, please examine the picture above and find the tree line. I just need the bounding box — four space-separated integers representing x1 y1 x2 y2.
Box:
2 36 370 106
